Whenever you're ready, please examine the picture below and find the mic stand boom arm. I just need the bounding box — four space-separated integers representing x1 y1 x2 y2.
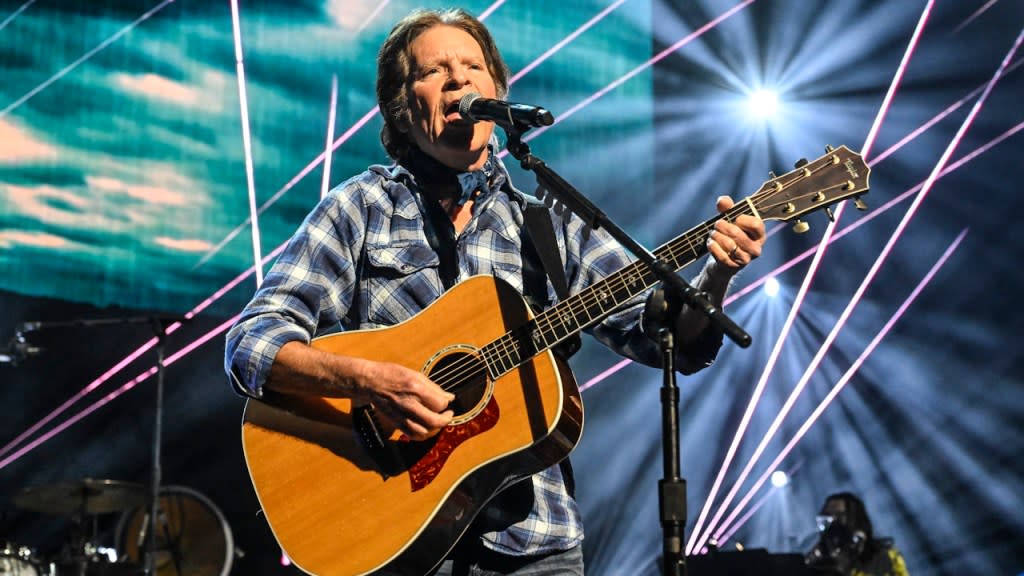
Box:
503 130 751 348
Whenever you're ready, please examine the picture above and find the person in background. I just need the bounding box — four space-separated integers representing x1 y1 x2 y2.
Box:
806 492 910 576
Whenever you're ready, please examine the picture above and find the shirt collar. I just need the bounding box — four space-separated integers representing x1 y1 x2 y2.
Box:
396 143 508 206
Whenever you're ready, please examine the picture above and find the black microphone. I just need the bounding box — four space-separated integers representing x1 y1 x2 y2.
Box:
458 93 554 128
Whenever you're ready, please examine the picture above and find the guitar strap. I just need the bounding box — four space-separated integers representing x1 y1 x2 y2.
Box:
519 196 578 498
520 197 582 358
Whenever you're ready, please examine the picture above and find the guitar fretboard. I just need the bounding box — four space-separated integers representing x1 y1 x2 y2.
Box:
479 205 748 379
473 144 867 381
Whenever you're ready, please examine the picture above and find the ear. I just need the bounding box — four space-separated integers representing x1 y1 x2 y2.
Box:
394 95 413 134
395 114 410 134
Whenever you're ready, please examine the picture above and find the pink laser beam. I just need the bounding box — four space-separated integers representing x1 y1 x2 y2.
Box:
477 0 507 22
717 461 804 545
713 230 968 543
0 315 240 472
861 0 935 162
0 241 287 462
688 198 835 555
510 0 759 148
953 0 1000 35
716 484 778 546
508 0 629 85
356 0 391 34
704 26 1022 544
689 3 938 552
869 57 1023 167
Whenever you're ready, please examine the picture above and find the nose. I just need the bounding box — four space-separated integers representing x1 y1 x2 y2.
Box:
445 66 469 90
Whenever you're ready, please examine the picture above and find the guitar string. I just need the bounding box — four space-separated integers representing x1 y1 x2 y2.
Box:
425 157 858 392
428 202 746 390
427 175 852 393
426 175 851 392
429 189 845 395
427 209 727 392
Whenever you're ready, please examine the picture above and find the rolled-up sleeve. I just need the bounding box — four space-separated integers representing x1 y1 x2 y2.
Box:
224 177 370 397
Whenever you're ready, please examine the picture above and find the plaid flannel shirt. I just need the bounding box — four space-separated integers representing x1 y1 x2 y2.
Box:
225 154 721 556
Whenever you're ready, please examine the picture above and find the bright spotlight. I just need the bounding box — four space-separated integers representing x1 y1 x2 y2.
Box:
770 470 789 488
748 89 779 118
764 277 780 297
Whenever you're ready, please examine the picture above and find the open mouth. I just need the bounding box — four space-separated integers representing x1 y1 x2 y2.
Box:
445 101 469 123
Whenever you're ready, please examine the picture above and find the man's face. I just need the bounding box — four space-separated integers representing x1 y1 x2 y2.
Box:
405 25 498 171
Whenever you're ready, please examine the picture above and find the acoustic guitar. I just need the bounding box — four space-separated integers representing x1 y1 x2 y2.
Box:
242 146 870 575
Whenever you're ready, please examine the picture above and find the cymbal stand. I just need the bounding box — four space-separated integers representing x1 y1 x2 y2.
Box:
12 315 186 575
144 317 168 576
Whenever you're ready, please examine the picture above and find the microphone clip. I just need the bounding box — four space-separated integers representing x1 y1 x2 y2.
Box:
0 330 43 366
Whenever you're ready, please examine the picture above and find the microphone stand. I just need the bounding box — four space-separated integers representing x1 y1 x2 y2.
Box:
502 129 750 349
14 315 187 575
501 122 751 576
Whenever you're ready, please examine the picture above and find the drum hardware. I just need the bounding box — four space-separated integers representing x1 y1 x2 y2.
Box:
114 485 234 576
0 541 51 576
13 480 147 518
11 479 149 575
8 316 187 575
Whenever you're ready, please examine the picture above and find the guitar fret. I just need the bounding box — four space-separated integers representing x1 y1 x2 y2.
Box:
479 146 868 380
488 336 513 377
534 311 557 348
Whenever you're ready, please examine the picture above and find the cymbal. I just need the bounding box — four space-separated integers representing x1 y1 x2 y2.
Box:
14 478 147 516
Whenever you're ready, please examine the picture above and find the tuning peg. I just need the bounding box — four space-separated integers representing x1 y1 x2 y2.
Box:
792 219 810 234
825 207 834 222
768 170 777 179
794 158 808 169
825 145 835 153
854 197 868 211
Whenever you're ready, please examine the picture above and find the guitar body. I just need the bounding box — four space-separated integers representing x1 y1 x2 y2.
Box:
241 275 584 575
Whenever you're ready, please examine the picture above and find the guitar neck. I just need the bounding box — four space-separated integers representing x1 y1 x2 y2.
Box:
477 144 871 379
479 205 747 379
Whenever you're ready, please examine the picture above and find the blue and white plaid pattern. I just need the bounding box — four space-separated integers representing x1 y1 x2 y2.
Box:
225 155 719 556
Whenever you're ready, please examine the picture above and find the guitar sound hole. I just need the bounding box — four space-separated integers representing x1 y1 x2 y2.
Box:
428 351 489 419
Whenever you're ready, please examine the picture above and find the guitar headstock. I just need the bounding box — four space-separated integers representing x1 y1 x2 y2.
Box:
751 145 870 224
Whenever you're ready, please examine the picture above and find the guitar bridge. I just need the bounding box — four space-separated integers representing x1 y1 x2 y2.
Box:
353 404 402 479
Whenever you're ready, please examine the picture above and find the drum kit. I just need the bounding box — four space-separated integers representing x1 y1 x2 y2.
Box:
1 479 233 576
4 319 235 575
